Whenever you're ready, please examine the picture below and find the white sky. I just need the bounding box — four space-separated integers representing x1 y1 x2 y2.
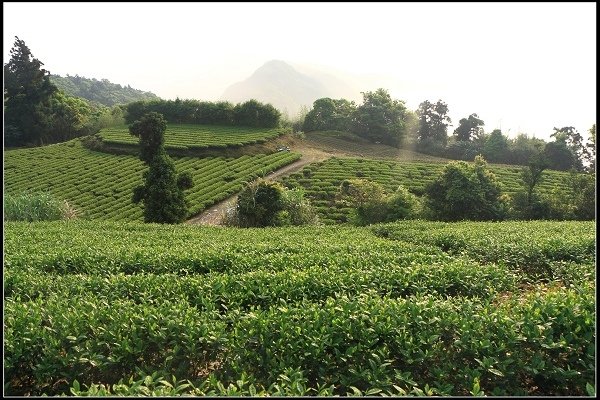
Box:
3 2 596 141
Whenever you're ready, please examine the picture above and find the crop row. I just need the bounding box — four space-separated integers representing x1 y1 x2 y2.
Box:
99 124 286 149
281 157 574 223
6 220 594 279
4 221 595 395
4 139 300 221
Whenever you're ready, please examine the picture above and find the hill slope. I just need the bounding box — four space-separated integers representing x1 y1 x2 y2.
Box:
50 74 160 106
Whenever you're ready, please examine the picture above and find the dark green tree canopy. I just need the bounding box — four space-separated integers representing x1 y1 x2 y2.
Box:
233 99 281 128
549 126 587 171
236 179 285 227
129 112 168 164
425 155 507 221
351 88 408 147
4 36 58 145
482 129 510 163
303 97 356 132
453 113 485 142
416 99 452 146
129 112 192 223
125 98 280 127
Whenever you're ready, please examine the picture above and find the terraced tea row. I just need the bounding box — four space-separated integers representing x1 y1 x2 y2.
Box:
99 124 286 150
4 139 300 221
281 157 574 223
3 221 595 396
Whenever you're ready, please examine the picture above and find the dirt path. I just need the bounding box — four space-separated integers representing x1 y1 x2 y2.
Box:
185 146 331 226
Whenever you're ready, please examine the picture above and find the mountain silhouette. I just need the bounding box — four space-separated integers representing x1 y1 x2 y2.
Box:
220 60 357 117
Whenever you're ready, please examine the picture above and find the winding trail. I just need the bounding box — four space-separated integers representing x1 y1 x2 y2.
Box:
185 146 331 226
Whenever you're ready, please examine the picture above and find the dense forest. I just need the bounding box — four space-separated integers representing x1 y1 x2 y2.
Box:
50 74 160 107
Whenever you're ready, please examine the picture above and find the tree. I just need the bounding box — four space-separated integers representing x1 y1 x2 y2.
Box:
130 112 193 223
453 113 484 142
508 133 546 165
415 99 452 147
549 126 587 171
303 98 356 132
544 128 578 171
510 153 550 219
351 88 408 147
4 36 58 146
338 179 388 225
425 155 508 221
226 179 318 227
233 99 281 128
482 129 510 163
521 153 549 205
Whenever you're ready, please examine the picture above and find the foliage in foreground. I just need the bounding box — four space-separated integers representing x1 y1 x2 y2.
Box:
3 191 76 222
3 220 595 396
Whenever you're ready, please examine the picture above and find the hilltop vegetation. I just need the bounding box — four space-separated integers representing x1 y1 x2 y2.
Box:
50 74 160 107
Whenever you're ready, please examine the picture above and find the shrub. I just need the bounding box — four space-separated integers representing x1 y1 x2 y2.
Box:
338 179 420 226
278 188 320 226
425 155 508 221
227 179 318 227
3 191 77 221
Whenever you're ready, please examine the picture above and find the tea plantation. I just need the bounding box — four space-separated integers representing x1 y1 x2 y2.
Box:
4 139 300 221
4 220 595 396
99 124 287 150
282 157 574 224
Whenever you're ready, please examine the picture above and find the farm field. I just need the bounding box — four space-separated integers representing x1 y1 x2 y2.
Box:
99 124 287 150
3 220 595 396
281 157 574 224
3 139 300 221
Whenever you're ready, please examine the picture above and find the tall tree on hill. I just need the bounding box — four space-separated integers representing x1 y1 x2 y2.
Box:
4 36 58 146
130 112 193 223
482 129 510 163
303 97 356 132
544 126 586 171
453 113 485 142
352 88 408 147
415 99 452 147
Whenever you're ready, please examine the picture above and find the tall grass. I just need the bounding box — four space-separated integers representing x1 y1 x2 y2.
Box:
4 191 76 222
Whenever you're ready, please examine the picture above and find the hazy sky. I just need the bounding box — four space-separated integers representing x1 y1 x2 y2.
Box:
3 2 596 141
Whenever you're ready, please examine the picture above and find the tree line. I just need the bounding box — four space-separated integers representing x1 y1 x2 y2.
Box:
125 98 281 128
300 93 596 173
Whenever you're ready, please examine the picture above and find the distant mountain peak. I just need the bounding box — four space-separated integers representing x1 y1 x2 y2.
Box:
220 60 357 116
